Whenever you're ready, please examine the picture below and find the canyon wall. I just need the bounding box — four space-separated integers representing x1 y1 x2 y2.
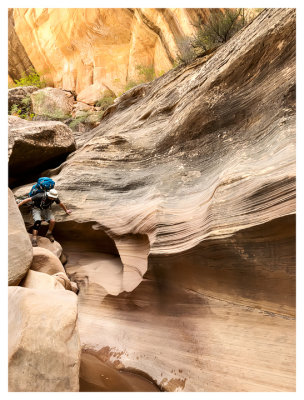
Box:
14 8 296 392
10 8 211 100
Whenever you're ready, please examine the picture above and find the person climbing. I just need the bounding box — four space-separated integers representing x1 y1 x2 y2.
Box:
17 188 71 247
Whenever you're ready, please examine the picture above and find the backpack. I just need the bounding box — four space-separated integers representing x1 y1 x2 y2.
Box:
29 177 55 197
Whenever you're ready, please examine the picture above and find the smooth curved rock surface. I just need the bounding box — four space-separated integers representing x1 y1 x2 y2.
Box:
8 286 81 391
8 188 32 285
31 246 66 275
53 272 72 291
21 269 65 290
15 9 296 392
28 234 62 258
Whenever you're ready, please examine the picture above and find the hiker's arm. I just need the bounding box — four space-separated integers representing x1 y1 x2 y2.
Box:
17 198 32 207
59 202 72 215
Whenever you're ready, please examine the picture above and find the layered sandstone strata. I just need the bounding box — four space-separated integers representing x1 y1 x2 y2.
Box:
15 9 296 391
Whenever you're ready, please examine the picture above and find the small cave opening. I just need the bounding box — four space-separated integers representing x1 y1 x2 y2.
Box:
9 151 72 189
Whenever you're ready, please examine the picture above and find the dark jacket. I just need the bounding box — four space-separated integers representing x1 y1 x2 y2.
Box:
31 193 60 209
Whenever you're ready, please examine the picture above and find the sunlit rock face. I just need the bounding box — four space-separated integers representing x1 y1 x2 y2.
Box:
8 188 32 286
10 8 211 100
8 8 33 81
8 286 81 392
15 9 295 391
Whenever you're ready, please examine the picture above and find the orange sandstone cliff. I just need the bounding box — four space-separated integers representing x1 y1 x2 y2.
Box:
9 8 213 102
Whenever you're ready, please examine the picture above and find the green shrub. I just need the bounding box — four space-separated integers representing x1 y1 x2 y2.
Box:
136 65 155 82
176 8 254 65
10 94 34 120
176 37 197 66
193 9 248 50
21 95 31 107
121 64 156 94
95 91 115 109
10 104 21 116
11 67 46 88
123 80 139 92
48 110 71 120
10 103 35 120
69 115 87 130
69 110 104 130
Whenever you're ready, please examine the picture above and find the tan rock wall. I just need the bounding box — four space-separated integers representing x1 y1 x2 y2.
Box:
8 286 81 391
8 188 32 285
10 8 210 99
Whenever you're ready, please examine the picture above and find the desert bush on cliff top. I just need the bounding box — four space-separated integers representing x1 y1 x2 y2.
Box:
176 8 256 65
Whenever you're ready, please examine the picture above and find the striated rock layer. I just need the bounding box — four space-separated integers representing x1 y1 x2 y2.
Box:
15 9 296 391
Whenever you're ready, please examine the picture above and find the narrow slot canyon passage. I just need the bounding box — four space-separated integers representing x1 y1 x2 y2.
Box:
52 221 158 391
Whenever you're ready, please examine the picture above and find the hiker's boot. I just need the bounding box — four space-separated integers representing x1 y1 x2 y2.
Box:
32 237 38 247
46 233 55 243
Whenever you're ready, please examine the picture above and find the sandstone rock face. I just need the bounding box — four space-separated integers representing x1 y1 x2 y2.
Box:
8 115 76 187
53 272 72 291
31 87 74 120
21 269 65 290
8 286 81 391
31 247 66 275
15 9 296 391
8 188 32 286
10 8 212 99
8 86 38 111
8 8 34 82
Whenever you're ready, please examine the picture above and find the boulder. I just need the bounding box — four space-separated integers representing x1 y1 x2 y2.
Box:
70 281 79 294
21 269 65 290
8 86 38 111
8 286 81 391
72 101 92 116
8 188 32 285
28 234 62 258
31 87 74 120
76 83 105 105
8 115 76 186
31 247 66 275
53 272 72 291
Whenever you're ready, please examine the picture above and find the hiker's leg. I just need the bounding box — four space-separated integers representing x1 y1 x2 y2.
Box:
46 220 55 242
45 209 55 242
32 208 42 246
48 219 55 233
